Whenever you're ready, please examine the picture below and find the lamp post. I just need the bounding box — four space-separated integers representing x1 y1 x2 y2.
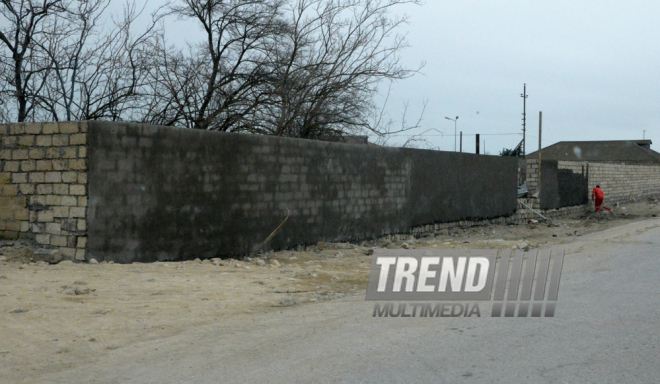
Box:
445 116 459 151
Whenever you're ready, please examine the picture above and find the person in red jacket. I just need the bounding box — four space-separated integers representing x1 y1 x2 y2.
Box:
592 185 611 211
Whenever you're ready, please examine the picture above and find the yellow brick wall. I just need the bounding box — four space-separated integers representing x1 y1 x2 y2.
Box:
0 122 88 260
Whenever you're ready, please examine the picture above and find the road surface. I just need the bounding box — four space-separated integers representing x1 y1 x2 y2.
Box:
26 218 660 383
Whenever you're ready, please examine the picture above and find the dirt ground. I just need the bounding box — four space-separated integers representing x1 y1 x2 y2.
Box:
1 199 659 382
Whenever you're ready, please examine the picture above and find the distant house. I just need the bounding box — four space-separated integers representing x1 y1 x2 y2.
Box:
527 140 660 163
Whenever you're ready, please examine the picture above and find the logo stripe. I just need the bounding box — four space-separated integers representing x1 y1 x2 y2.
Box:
518 302 529 317
520 250 538 301
534 249 552 301
506 250 525 301
493 250 511 301
546 250 565 301
504 302 516 317
545 302 557 317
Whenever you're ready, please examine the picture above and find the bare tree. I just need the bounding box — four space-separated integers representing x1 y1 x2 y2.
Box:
0 0 163 123
1 0 425 144
0 0 65 122
37 1 164 122
152 0 286 131
252 0 424 139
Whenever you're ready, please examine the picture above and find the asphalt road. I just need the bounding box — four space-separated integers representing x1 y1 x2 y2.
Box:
33 218 660 384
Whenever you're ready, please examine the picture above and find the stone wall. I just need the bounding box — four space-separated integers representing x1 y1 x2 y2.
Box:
559 161 660 203
86 122 517 263
2 121 520 263
0 122 88 260
526 159 660 207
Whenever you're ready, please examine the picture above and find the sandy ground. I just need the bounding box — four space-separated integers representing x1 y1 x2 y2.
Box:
1 199 659 382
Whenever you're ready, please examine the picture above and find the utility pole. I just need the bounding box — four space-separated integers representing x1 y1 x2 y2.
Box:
476 134 480 154
445 116 459 151
460 132 463 152
521 84 528 158
538 111 542 202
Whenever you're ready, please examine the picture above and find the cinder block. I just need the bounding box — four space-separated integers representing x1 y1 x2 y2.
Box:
35 233 50 244
21 160 36 172
70 185 86 195
30 172 46 183
53 184 68 195
18 135 34 146
12 149 28 160
70 133 86 145
6 221 21 232
45 172 62 183
36 135 52 146
61 147 77 159
69 207 86 218
42 123 59 134
25 123 42 134
51 235 67 247
18 184 34 195
36 160 53 171
46 222 62 235
61 196 77 206
46 195 61 205
61 171 77 183
2 136 17 148
59 123 79 134
37 210 54 222
36 184 53 195
14 209 28 221
52 134 69 146
69 159 86 170
60 247 76 259
9 124 25 135
46 148 60 159
11 173 27 183
52 160 68 170
1 185 18 196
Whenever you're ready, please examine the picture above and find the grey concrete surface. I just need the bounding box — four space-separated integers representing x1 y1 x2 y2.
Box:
34 219 660 383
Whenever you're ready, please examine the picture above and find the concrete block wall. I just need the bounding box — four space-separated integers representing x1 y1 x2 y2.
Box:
87 122 517 263
0 122 88 260
525 160 539 194
3 121 518 263
526 159 660 206
558 161 660 203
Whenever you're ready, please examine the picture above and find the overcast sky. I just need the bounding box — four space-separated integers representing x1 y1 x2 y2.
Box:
380 0 659 153
105 1 660 154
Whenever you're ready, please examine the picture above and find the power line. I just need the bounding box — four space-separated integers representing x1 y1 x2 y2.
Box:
384 132 522 137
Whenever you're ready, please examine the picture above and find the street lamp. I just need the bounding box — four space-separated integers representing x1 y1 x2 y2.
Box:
445 116 459 151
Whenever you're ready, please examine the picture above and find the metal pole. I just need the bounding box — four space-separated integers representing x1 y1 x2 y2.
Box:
538 111 542 203
521 84 528 158
454 116 458 152
460 131 463 152
476 134 480 154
